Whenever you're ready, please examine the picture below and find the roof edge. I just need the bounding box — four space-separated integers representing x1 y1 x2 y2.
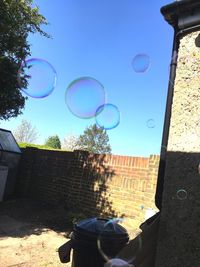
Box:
161 0 200 29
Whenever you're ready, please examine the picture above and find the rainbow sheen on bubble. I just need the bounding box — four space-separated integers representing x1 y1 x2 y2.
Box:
65 77 106 119
131 54 150 73
95 103 120 130
18 58 57 98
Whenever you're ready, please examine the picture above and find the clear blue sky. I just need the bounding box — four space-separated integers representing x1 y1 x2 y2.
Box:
0 0 174 157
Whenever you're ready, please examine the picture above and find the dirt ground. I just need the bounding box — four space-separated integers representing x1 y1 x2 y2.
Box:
0 198 73 267
0 198 143 267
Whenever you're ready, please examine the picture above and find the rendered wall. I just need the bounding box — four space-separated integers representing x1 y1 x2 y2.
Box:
155 31 200 267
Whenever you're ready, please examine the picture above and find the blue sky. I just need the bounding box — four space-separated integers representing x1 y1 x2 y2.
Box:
0 0 174 156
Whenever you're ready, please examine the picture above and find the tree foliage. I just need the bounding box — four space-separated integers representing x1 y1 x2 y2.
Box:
62 133 80 151
0 0 49 120
76 124 111 154
45 135 61 149
14 119 39 143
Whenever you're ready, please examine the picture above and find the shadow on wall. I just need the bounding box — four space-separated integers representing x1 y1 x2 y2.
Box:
14 148 121 235
155 151 200 267
64 150 119 219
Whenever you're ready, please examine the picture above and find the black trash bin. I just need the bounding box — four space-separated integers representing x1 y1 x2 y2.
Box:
58 217 129 267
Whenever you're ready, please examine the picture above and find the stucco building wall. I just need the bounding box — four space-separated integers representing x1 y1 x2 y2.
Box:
155 31 200 267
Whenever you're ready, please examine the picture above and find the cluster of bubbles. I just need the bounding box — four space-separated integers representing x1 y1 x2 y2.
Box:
17 53 153 130
97 218 142 267
65 77 120 130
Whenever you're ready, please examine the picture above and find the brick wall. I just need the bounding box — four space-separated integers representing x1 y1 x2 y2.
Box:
16 147 160 233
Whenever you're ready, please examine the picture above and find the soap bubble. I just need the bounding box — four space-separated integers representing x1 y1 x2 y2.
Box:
18 58 57 98
97 218 126 262
146 119 155 128
104 258 134 267
176 189 187 200
95 103 120 130
97 218 142 266
65 77 106 119
131 54 150 73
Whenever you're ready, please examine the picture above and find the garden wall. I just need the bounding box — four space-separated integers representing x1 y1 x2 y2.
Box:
16 147 160 232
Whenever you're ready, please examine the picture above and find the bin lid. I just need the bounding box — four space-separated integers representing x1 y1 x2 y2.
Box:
72 218 129 257
73 217 129 239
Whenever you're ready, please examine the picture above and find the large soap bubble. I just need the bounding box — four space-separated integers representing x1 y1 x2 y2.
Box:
18 58 57 98
65 77 106 119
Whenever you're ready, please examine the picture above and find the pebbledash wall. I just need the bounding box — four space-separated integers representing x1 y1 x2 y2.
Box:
16 147 159 232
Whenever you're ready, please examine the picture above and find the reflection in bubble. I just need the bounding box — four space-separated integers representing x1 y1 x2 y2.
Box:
131 54 150 73
95 103 120 130
176 189 187 200
18 58 57 98
146 119 155 128
65 77 106 119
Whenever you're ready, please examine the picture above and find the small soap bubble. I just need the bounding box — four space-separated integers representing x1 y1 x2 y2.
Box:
176 189 187 200
95 103 120 130
131 54 150 73
18 58 57 98
146 119 155 128
65 77 106 119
